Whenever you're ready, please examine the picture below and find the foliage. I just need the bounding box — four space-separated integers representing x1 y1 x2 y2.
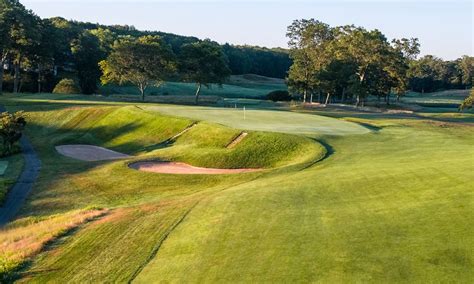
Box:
287 19 333 102
99 35 176 101
408 55 474 92
222 44 291 78
52 78 80 94
179 40 231 104
0 111 25 155
71 30 104 94
266 90 291 101
459 88 473 111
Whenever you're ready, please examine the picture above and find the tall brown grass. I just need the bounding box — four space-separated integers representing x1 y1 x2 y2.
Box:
0 208 107 278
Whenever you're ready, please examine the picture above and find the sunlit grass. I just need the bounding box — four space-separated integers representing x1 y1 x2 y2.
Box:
0 208 107 279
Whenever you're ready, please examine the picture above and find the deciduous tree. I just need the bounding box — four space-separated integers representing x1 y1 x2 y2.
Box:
99 36 176 101
179 40 231 104
71 31 104 94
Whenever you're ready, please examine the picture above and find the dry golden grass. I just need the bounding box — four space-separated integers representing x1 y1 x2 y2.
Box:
0 208 107 277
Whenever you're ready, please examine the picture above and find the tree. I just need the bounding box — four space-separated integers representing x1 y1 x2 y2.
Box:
392 38 420 61
179 40 231 104
287 19 333 103
334 26 393 106
0 111 26 155
459 88 473 111
0 0 39 94
99 36 176 101
2 0 41 93
89 28 116 54
458 56 474 88
31 19 57 93
0 0 14 94
71 31 104 94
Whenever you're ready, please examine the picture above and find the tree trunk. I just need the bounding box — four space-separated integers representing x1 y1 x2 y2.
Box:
396 95 400 102
138 84 146 102
302 89 307 104
310 92 313 104
325 93 331 105
356 95 360 107
13 61 20 93
0 63 3 95
195 83 201 105
37 63 42 93
341 88 346 103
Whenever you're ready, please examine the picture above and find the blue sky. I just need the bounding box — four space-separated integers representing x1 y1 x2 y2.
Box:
22 0 473 60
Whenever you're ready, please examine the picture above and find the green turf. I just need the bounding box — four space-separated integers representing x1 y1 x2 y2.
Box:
134 120 474 283
99 74 287 99
146 105 370 136
0 91 471 283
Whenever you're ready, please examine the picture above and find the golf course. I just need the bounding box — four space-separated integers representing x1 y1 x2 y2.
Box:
0 88 472 282
0 0 473 282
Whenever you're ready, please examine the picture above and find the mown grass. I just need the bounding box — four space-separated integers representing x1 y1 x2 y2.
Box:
0 91 471 283
0 208 107 280
134 120 474 283
0 93 326 281
146 105 370 136
154 122 325 169
99 74 287 100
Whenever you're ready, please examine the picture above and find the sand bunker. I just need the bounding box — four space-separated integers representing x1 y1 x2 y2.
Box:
56 145 131 161
129 161 260 175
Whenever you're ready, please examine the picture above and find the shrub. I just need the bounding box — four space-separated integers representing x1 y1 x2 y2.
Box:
0 111 26 156
52 79 81 94
266 90 291 102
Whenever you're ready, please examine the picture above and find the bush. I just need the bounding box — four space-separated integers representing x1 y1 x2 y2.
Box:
52 79 81 94
266 90 291 102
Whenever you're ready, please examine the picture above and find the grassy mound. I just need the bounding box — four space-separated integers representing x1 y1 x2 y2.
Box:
28 106 193 154
25 105 322 169
157 122 325 169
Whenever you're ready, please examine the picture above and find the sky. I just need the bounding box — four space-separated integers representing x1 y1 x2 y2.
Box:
22 0 473 60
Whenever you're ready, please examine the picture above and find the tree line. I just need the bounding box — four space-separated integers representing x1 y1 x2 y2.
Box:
1 1 472 106
0 0 287 100
286 19 473 106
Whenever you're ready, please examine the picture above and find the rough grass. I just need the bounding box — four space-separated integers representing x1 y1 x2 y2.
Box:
0 208 107 279
0 153 24 205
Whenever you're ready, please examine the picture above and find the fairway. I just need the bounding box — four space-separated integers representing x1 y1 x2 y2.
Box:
147 105 370 136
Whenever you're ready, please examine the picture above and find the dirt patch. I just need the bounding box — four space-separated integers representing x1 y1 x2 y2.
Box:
226 132 248 149
56 145 131 161
129 161 260 175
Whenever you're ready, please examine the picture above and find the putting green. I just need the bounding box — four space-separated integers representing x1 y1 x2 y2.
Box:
147 105 370 136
